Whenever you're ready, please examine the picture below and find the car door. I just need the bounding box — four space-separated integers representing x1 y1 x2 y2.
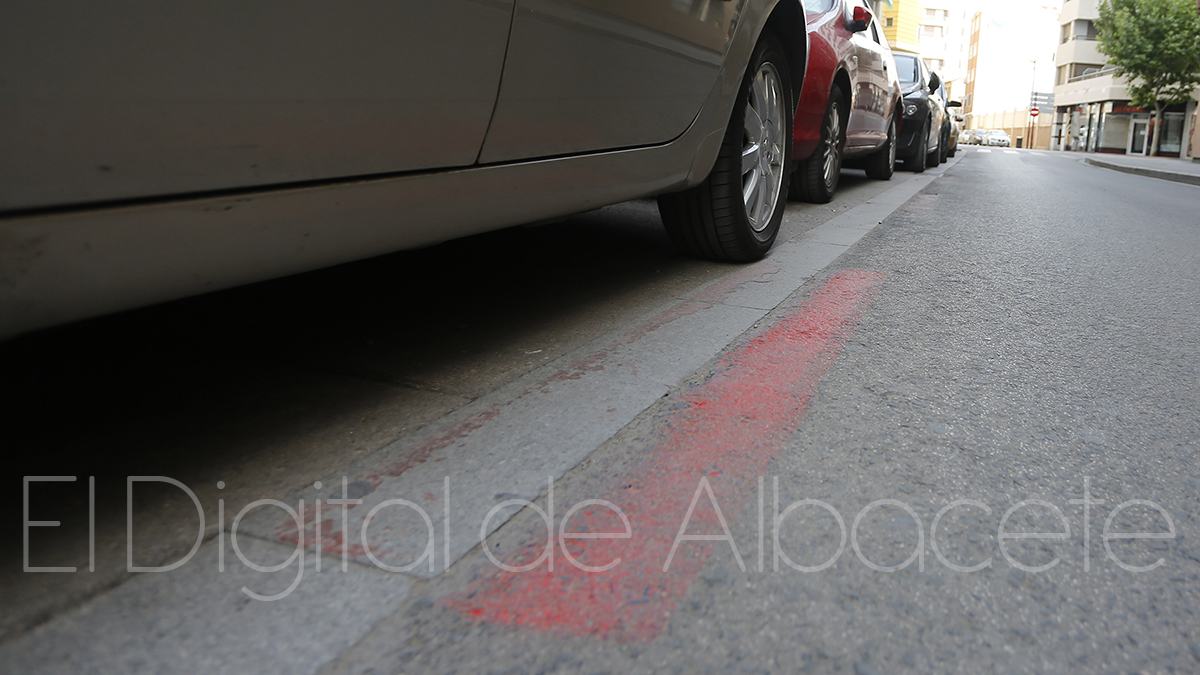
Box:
477 0 738 164
844 0 886 148
0 1 514 211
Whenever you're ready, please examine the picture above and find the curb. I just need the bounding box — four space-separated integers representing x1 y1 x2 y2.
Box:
1084 157 1200 187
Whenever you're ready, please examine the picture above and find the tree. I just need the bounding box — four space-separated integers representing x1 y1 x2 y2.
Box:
1096 0 1200 155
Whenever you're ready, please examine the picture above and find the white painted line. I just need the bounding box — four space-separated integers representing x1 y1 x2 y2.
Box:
1004 150 1019 155
976 148 992 153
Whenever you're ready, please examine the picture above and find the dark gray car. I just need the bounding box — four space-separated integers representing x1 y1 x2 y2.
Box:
891 50 946 173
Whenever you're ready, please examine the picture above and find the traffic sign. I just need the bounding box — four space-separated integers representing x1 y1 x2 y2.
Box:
1030 107 1039 117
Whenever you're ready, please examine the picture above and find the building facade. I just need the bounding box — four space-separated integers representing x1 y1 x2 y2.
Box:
881 0 924 53
917 0 975 100
1052 0 1198 157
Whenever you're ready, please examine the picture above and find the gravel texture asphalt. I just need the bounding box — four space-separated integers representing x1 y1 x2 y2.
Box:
321 149 1200 675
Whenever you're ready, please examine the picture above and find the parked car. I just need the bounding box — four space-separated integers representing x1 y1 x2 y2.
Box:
891 50 946 173
986 130 1013 147
947 117 961 156
790 0 902 203
0 1 812 338
944 100 963 158
961 129 981 145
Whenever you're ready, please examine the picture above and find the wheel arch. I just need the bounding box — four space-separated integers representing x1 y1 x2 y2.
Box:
761 0 809 114
831 68 852 124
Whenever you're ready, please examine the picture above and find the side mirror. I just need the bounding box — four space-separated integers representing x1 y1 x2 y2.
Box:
928 72 941 91
947 100 962 107
847 6 870 32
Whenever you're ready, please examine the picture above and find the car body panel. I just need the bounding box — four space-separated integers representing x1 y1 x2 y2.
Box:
0 1 516 211
477 0 736 163
0 0 810 338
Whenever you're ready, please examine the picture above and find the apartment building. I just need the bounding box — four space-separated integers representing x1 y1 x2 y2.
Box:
917 0 975 100
1052 0 1198 156
881 0 923 53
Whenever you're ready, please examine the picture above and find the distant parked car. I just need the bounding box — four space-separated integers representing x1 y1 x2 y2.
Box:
987 130 1012 147
891 50 946 173
963 129 982 145
791 0 902 203
945 103 963 157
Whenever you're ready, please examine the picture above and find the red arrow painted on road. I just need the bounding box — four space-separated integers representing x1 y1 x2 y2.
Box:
444 269 888 641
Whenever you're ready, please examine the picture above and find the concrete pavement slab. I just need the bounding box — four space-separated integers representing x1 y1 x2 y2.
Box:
0 537 410 675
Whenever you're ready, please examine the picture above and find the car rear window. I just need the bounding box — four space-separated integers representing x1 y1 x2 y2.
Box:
894 54 919 85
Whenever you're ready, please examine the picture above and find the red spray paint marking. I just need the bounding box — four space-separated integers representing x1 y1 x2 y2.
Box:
272 263 782 550
443 270 888 642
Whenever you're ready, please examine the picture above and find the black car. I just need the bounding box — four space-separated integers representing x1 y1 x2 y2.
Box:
892 51 946 173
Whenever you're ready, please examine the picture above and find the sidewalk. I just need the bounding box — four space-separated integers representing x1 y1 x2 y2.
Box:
1080 152 1200 187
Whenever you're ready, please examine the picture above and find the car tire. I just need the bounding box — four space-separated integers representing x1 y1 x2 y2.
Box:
658 31 792 262
793 84 844 204
905 119 928 173
938 128 949 163
864 114 897 180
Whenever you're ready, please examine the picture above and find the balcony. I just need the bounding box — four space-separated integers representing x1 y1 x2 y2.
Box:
1067 65 1117 83
1054 67 1128 107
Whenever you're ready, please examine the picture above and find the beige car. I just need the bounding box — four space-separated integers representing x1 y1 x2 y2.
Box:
0 1 810 338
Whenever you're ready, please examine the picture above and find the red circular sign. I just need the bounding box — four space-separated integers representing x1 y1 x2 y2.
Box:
1030 107 1040 117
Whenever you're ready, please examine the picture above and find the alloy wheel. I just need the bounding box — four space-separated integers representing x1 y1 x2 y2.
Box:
741 62 786 233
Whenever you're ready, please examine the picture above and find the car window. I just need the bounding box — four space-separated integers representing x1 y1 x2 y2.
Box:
806 0 836 14
870 21 881 44
894 54 920 85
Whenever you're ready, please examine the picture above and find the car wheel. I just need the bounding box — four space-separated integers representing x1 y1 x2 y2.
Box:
905 119 928 173
938 128 949 163
864 114 897 180
658 31 792 262
793 84 844 204
925 122 940 168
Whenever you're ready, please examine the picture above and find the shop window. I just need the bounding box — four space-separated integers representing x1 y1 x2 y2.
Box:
1159 113 1185 155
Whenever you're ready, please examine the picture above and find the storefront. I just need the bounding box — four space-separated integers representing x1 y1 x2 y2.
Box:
1056 101 1189 156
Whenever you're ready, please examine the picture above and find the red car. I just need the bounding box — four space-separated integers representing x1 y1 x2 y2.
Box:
791 0 902 203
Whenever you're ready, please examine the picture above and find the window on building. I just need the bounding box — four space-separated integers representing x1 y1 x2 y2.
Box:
922 25 943 38
885 17 894 27
1063 19 1098 41
925 8 937 17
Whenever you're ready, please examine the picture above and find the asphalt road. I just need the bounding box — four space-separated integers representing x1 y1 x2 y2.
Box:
3 149 1198 674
